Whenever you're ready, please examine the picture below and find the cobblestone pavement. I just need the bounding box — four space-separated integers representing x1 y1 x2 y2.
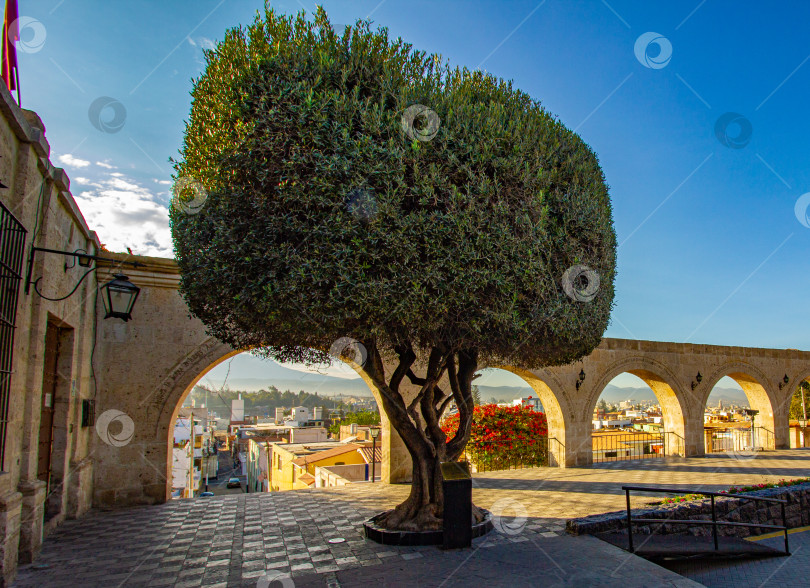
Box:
290 534 703 588
660 528 810 587
13 450 810 587
325 449 810 520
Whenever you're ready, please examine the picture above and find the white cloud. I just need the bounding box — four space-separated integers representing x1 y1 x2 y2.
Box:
188 36 215 50
58 153 90 168
96 160 115 169
73 171 173 257
154 179 172 185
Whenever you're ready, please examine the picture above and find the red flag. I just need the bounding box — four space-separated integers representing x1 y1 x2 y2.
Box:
2 0 19 93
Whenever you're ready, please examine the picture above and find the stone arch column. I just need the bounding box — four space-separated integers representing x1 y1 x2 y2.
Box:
587 357 694 457
702 363 779 450
92 335 234 508
495 366 577 467
784 370 810 447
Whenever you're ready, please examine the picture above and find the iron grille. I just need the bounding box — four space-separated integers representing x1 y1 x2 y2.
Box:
0 199 27 470
81 398 95 427
592 430 683 463
462 436 557 472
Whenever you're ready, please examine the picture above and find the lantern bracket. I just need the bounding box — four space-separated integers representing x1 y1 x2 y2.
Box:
24 246 144 297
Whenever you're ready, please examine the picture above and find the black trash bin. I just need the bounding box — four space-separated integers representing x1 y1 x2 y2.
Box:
441 461 472 549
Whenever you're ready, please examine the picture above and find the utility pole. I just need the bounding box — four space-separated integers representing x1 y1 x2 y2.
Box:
189 417 195 498
802 383 807 448
204 439 209 492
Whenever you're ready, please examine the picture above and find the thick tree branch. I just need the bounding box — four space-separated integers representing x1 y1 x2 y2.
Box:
446 349 478 459
360 340 428 458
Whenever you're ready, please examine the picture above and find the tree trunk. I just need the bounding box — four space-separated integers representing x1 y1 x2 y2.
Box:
359 341 481 531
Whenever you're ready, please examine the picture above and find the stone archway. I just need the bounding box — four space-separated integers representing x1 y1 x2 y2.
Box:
156 342 418 498
784 370 810 447
588 357 691 457
89 253 810 508
702 363 778 449
491 366 570 467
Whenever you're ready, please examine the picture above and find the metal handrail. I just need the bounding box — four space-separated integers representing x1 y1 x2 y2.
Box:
463 436 553 472
622 485 789 555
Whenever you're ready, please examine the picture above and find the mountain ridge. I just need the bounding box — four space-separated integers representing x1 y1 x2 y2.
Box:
195 376 749 407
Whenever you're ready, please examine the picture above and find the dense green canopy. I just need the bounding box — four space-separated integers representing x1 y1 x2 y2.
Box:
171 7 616 371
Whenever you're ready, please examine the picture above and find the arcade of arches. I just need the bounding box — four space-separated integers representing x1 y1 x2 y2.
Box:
5 90 808 587
92 255 810 508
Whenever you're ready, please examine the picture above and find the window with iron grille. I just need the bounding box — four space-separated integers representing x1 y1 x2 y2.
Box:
81 398 95 427
0 200 27 470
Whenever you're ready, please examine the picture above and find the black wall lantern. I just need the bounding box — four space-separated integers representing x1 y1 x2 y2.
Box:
691 372 703 390
778 374 790 391
576 369 586 391
100 274 140 321
25 246 143 321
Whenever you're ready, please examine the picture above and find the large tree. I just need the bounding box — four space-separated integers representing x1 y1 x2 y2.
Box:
171 7 616 531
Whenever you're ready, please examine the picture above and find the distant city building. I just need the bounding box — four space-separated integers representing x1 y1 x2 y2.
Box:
172 412 216 498
592 416 632 430
339 424 383 442
231 396 245 421
512 396 544 412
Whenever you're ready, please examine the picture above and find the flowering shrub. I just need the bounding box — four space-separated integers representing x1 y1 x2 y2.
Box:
441 404 549 470
659 477 810 504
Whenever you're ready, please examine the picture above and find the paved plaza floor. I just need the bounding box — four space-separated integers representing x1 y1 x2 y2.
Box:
12 450 810 587
661 527 810 587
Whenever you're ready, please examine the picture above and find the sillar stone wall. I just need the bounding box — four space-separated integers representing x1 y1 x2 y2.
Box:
568 482 810 539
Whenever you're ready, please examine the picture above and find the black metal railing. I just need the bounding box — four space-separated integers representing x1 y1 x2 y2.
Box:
592 430 682 463
757 427 775 450
622 485 789 555
0 200 27 470
707 426 774 453
462 436 561 472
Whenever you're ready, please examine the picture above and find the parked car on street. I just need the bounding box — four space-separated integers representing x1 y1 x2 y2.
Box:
226 478 241 489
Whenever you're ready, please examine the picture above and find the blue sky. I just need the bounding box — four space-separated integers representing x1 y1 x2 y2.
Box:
13 1 810 388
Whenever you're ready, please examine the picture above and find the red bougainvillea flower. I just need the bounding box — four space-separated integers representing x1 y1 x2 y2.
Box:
441 404 549 468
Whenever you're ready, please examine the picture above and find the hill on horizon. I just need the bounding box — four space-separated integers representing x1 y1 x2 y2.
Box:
199 365 749 409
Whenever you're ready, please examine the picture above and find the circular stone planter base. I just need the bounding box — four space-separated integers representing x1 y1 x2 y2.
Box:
363 509 494 546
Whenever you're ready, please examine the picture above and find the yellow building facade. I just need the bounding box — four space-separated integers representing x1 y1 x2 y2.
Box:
269 442 367 491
